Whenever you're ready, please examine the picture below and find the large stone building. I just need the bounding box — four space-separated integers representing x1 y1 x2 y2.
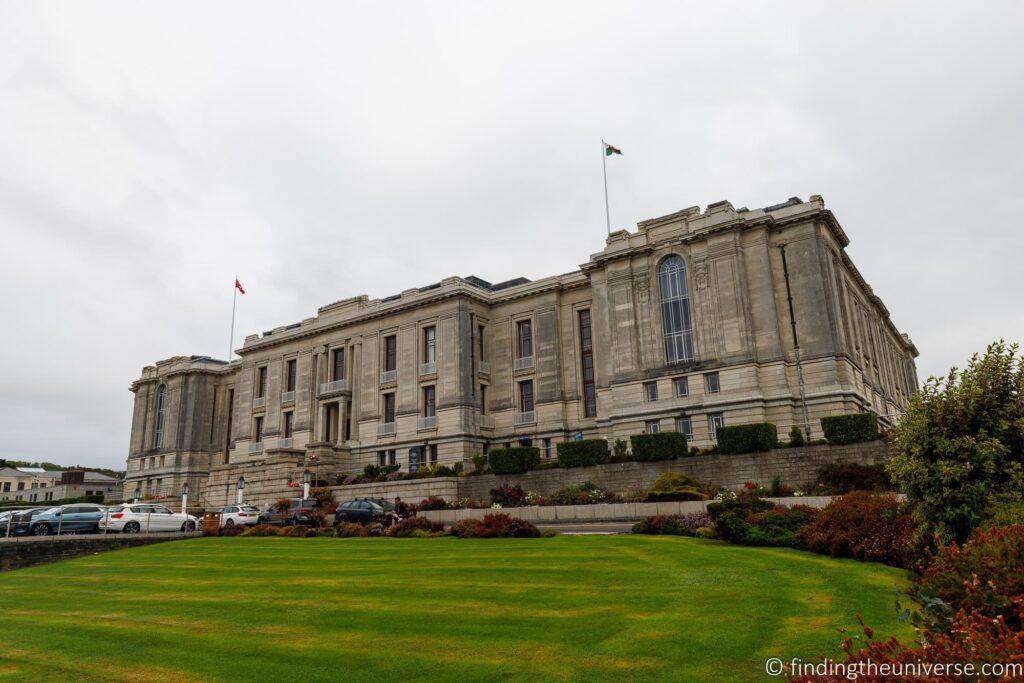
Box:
125 195 918 507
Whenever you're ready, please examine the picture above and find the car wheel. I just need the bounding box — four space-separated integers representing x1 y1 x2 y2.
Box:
185 521 196 531
123 521 141 534
31 523 49 536
224 518 235 527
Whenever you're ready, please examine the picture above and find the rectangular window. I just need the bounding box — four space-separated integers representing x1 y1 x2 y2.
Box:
388 450 396 466
384 335 397 372
225 388 235 460
423 326 436 364
543 438 552 459
709 412 725 440
705 372 720 394
423 385 436 417
478 325 486 360
254 416 264 443
343 400 352 441
644 381 659 402
429 444 438 465
578 310 596 417
516 320 533 359
675 416 692 441
283 411 293 438
480 384 487 414
519 380 534 413
286 359 297 392
332 348 345 381
257 366 268 398
325 403 339 443
383 393 396 423
645 420 661 434
378 451 386 467
674 376 689 397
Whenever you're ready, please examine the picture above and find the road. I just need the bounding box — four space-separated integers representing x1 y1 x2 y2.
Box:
535 521 634 535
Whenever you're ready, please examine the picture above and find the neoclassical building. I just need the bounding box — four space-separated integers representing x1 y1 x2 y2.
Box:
125 195 918 507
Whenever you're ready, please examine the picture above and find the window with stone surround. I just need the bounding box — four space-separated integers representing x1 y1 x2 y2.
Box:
285 359 297 392
383 335 397 373
423 326 436 365
153 384 166 449
675 416 692 441
645 420 661 434
283 411 293 438
422 385 436 418
332 348 345 381
516 320 533 359
519 380 534 413
674 376 689 397
256 366 268 398
382 392 396 424
644 381 659 402
254 416 264 443
705 372 720 394
578 309 597 417
709 412 724 441
659 255 696 364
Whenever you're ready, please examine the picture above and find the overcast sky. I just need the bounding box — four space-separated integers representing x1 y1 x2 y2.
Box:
2 2 1022 469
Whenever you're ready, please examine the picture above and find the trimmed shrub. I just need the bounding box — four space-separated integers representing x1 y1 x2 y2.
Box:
388 516 444 537
794 491 916 567
630 432 688 461
715 422 777 455
416 496 448 512
488 447 540 474
549 482 617 506
814 461 892 494
788 425 805 447
821 412 879 445
449 518 480 538
490 484 526 508
448 513 541 538
632 511 711 536
556 439 609 468
237 524 279 537
642 472 707 502
706 496 813 547
335 522 367 538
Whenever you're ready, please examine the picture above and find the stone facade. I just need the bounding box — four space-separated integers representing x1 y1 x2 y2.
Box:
124 195 918 508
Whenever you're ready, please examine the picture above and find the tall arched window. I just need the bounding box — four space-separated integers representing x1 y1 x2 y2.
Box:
659 255 695 364
153 384 166 448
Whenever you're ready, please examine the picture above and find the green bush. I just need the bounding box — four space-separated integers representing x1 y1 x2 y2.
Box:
821 412 880 445
888 341 1024 545
488 447 541 474
788 425 805 447
642 472 707 502
556 440 609 468
630 432 688 461
707 496 817 547
715 422 777 454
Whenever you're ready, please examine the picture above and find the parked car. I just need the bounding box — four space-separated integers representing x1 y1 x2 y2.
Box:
0 508 50 537
99 504 200 533
257 499 319 526
216 505 261 527
29 505 108 536
333 499 394 526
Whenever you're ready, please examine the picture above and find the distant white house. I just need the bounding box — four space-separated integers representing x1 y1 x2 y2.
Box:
0 468 122 504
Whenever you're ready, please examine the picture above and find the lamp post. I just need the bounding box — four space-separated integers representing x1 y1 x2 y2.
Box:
181 482 189 516
302 470 311 501
236 476 245 505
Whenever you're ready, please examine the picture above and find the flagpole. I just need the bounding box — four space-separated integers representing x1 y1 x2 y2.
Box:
228 275 238 361
601 140 611 234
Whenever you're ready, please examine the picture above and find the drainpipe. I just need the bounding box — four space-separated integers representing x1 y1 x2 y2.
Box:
779 245 812 442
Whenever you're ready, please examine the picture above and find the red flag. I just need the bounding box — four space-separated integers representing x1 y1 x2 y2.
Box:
235 278 246 294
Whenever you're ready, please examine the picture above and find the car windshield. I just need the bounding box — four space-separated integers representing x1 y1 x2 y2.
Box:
240 506 258 512
107 506 125 513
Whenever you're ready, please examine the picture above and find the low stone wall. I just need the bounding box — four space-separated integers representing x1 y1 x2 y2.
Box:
329 440 890 504
0 533 192 572
420 495 837 524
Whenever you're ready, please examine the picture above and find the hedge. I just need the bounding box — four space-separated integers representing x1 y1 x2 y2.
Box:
716 422 777 455
820 412 879 445
556 440 609 468
488 447 541 474
630 432 688 461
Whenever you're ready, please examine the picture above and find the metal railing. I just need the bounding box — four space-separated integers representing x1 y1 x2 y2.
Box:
513 356 534 371
377 422 396 437
318 379 348 395
281 390 296 404
252 396 266 409
379 370 397 385
479 414 495 430
249 443 263 454
417 416 438 430
513 410 536 426
1 503 206 541
278 437 293 448
418 362 436 376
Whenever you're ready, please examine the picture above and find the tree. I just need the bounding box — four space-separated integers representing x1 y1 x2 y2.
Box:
273 498 293 525
888 341 1024 544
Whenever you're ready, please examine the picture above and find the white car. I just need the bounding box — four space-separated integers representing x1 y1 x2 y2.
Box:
100 504 200 534
216 505 261 527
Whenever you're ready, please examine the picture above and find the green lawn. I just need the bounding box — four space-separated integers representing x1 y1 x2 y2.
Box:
0 536 912 681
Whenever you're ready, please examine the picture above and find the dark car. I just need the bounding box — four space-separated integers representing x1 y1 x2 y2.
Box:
0 507 51 537
28 504 107 536
334 499 393 526
257 499 319 526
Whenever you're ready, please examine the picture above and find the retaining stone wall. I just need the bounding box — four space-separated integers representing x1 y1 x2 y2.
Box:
0 534 189 572
329 440 890 504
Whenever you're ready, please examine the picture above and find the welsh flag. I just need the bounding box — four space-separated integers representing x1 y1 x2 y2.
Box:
604 142 623 156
